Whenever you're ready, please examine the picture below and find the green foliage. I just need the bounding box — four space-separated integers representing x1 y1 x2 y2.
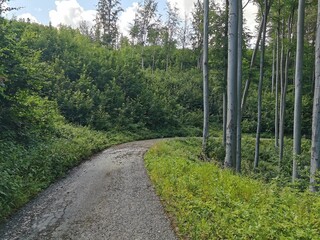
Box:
0 122 142 222
145 139 320 239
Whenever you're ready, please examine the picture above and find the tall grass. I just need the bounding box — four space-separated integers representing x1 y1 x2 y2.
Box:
0 123 139 222
145 139 320 239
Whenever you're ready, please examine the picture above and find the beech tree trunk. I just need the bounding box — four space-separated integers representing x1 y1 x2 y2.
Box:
241 5 270 111
224 0 238 168
293 0 305 182
202 0 209 153
223 0 229 147
236 0 243 173
310 0 320 192
279 10 294 165
254 0 267 169
272 44 276 93
275 2 280 148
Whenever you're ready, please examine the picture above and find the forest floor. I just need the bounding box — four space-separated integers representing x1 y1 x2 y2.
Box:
0 140 176 240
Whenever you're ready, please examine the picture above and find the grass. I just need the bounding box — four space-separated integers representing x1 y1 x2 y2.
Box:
145 138 320 239
0 122 144 223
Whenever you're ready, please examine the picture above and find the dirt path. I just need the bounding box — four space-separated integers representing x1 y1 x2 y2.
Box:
0 140 177 240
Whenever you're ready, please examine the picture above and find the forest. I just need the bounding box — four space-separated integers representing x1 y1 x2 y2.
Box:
1 0 320 237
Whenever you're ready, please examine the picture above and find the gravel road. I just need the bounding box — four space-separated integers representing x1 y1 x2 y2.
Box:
0 140 177 240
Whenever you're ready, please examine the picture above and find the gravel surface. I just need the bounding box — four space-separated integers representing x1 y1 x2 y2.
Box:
0 139 177 240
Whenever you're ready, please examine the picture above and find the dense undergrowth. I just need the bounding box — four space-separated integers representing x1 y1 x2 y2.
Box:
0 122 140 223
145 139 320 239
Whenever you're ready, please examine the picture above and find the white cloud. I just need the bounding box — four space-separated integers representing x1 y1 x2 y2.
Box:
119 2 139 37
17 13 39 23
49 0 96 28
168 0 196 17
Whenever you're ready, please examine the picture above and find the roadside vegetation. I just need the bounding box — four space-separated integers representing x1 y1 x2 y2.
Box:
145 139 320 239
1 0 320 233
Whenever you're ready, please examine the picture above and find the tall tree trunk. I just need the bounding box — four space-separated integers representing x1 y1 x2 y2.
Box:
275 2 280 148
293 0 305 181
223 86 227 147
241 4 270 111
310 0 320 192
272 44 276 93
223 0 229 147
279 10 294 165
224 0 238 168
202 0 209 154
279 21 286 165
236 0 243 173
254 0 267 169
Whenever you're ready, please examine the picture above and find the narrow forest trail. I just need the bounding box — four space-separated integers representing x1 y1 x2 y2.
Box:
0 140 177 240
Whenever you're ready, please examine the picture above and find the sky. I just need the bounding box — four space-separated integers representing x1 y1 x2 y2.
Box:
6 0 258 37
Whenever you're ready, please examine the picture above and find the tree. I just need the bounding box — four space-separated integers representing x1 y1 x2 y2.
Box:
78 20 94 39
178 13 191 70
254 0 268 169
163 2 180 71
236 0 243 172
293 0 305 181
224 0 238 168
223 0 229 147
310 0 320 192
279 5 295 164
179 13 191 50
241 3 271 111
275 0 281 148
191 0 204 69
130 0 158 46
202 0 209 154
130 0 158 68
96 0 122 48
0 0 20 16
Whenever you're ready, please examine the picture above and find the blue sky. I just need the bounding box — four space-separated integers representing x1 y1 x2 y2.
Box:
6 0 181 36
7 0 257 36
8 0 172 25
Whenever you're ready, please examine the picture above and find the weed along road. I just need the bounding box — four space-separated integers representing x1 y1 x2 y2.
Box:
0 140 177 240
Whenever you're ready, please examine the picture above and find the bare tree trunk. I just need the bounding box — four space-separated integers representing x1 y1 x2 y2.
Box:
202 0 209 154
254 0 267 169
310 0 320 192
275 3 280 148
223 0 229 147
223 84 227 147
279 10 294 165
279 20 285 164
272 44 276 93
236 0 243 173
293 0 305 182
224 0 238 168
222 0 229 147
241 5 270 111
